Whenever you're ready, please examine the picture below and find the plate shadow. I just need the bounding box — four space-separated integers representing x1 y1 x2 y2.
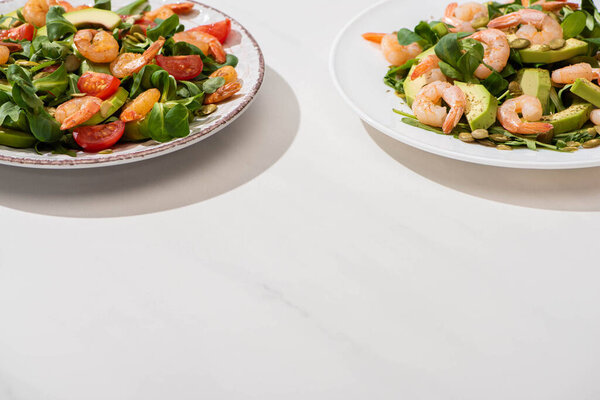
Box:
364 121 600 212
0 66 299 218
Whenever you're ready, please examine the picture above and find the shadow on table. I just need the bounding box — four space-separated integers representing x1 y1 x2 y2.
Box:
0 66 300 218
364 121 600 212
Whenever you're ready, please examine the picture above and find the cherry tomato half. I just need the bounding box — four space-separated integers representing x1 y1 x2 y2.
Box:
0 24 35 41
77 72 121 100
73 120 126 152
155 55 203 81
190 19 231 44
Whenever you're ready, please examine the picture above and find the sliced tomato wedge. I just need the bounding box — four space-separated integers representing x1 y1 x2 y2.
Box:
77 72 121 100
190 19 231 44
0 24 35 41
73 120 126 152
156 55 203 80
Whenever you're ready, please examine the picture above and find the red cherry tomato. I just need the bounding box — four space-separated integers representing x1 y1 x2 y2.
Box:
0 24 35 41
73 120 126 152
190 19 231 44
77 72 121 100
155 55 203 80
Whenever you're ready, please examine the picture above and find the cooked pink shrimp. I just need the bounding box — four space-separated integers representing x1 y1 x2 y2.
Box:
143 2 194 21
551 63 600 84
468 29 510 79
173 30 227 64
488 8 562 45
590 109 600 125
22 0 59 27
362 32 422 66
497 95 553 134
410 54 447 83
110 37 165 78
522 0 579 11
443 2 488 33
54 96 102 130
74 29 119 64
412 81 466 134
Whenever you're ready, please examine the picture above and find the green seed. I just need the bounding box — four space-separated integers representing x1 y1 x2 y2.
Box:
594 125 600 136
562 146 579 152
33 71 50 80
199 104 218 116
548 38 566 50
508 81 523 96
490 133 509 143
134 32 147 42
99 149 113 154
583 138 600 148
471 16 489 29
539 44 551 52
64 54 81 72
15 60 39 67
497 144 512 150
471 128 489 139
478 139 496 147
566 141 580 148
130 24 145 35
509 38 531 49
458 132 474 142
588 127 598 137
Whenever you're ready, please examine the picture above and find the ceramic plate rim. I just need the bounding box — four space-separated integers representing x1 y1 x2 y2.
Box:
330 0 600 170
0 0 265 169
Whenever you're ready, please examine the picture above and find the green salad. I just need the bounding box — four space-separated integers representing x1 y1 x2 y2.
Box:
364 0 600 152
0 0 240 154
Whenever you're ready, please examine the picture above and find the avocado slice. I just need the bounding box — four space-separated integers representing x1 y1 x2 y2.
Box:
571 78 600 107
517 68 551 113
83 87 128 126
540 102 593 133
122 117 151 142
0 9 21 29
36 8 122 37
518 38 588 64
0 127 36 148
454 81 498 130
80 59 112 75
403 47 437 107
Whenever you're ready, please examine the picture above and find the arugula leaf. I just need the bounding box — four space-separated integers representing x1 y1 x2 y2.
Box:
115 0 150 15
94 0 111 10
45 6 76 41
383 59 418 93
146 14 180 41
562 11 587 38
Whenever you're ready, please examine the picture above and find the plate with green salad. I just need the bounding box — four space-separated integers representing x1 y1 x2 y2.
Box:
0 0 264 168
331 0 600 169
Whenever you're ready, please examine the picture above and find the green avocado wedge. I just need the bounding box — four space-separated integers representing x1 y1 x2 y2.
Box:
454 81 498 130
518 38 588 64
403 47 437 107
122 118 151 142
571 78 600 107
36 8 122 37
517 68 551 114
0 127 37 148
83 87 129 126
540 103 593 133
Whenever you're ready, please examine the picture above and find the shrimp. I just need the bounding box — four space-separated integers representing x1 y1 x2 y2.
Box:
0 46 9 65
410 55 448 83
497 95 554 134
443 2 488 33
54 96 102 130
468 29 510 79
120 88 161 122
590 109 600 125
74 29 119 64
109 37 165 78
551 63 600 84
488 8 563 45
522 0 579 11
173 30 227 64
204 81 242 104
22 0 59 27
144 2 194 21
362 32 422 66
412 81 466 134
209 66 238 84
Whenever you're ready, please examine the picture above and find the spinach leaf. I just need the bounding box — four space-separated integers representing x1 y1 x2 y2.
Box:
0 102 23 126
94 0 111 10
397 28 422 45
27 113 62 143
146 14 180 41
164 104 189 138
115 0 150 15
202 77 225 94
383 59 418 93
562 11 587 38
482 71 508 96
414 21 438 46
45 6 76 41
34 64 68 96
176 81 202 98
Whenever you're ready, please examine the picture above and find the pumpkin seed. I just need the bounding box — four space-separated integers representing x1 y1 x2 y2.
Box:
458 132 474 142
497 144 512 150
99 149 113 154
583 138 600 148
548 38 566 50
15 60 39 67
64 54 81 72
588 127 597 137
199 104 218 116
478 139 496 147
566 141 580 148
539 44 551 52
595 125 600 136
562 146 579 152
130 24 145 35
32 71 50 80
471 128 489 139
471 16 489 29
134 32 147 42
508 81 523 96
509 38 530 49
490 133 509 142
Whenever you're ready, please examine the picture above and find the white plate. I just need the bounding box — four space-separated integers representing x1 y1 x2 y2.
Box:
331 0 600 169
0 0 264 168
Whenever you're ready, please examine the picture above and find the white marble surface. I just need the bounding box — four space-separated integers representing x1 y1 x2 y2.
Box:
2 0 600 399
